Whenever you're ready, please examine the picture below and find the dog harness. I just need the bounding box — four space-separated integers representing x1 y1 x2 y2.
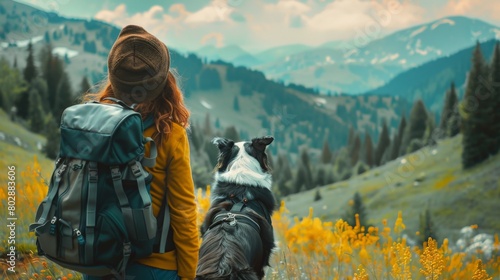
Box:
208 202 261 233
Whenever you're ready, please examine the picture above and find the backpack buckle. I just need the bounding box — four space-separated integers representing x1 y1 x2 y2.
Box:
110 167 121 181
89 170 98 183
57 164 67 177
130 162 142 177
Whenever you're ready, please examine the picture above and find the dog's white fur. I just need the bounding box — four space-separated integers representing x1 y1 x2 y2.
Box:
214 142 272 192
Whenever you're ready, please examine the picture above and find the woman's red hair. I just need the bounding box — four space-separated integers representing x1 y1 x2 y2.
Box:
83 71 190 144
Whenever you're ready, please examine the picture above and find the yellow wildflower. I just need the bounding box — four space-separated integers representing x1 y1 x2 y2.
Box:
394 211 405 235
472 260 492 280
419 238 445 280
354 264 369 280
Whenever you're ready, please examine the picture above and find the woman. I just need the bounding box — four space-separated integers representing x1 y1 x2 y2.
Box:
84 25 199 280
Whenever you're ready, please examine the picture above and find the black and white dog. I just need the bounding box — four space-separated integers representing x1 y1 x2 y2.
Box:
196 136 276 280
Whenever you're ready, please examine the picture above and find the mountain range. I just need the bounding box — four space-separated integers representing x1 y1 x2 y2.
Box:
194 16 500 95
368 39 499 112
0 0 408 156
3 0 499 155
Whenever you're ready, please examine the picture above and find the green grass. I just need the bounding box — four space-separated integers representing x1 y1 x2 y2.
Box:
0 109 54 177
283 135 500 242
0 109 47 153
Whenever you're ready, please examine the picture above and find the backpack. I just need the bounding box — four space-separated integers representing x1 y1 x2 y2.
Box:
29 98 173 277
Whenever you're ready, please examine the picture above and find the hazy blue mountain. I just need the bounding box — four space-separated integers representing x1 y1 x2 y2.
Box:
195 44 254 62
368 39 499 113
318 40 344 50
254 44 311 63
348 16 500 68
256 16 500 94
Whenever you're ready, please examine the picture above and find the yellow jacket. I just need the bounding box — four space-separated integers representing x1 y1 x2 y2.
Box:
138 122 199 279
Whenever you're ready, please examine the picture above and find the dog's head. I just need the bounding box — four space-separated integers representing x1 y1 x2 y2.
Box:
212 136 274 189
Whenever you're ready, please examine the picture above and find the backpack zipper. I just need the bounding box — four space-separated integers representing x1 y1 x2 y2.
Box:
79 163 89 264
49 216 57 235
56 166 72 258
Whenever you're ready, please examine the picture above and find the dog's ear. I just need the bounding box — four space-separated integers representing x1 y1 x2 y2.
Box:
212 137 234 151
252 136 274 151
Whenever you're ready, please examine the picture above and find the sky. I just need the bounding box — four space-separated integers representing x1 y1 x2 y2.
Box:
14 0 500 53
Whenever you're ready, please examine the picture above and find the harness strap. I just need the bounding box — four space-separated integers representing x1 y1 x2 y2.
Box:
209 212 261 233
231 201 246 212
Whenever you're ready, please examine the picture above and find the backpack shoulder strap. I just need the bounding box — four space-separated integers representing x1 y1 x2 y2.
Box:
141 137 157 168
29 161 67 231
157 189 171 254
85 161 99 264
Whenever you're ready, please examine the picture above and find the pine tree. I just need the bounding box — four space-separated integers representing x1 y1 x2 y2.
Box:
400 100 428 156
267 152 274 170
489 43 500 156
320 140 332 164
439 82 458 139
276 154 293 196
31 77 49 112
351 134 361 166
214 117 220 129
314 187 322 201
374 119 390 166
380 138 393 165
390 116 406 160
423 113 437 146
233 96 240 112
294 167 307 193
43 113 60 159
189 122 202 152
314 167 326 187
23 41 37 83
363 132 374 166
54 71 73 122
333 147 352 181
80 76 91 95
298 147 313 190
40 44 64 114
461 42 491 169
223 126 240 142
418 209 438 247
14 89 30 119
0 88 3 109
343 192 367 228
0 57 27 111
347 126 355 151
28 88 45 133
203 113 213 136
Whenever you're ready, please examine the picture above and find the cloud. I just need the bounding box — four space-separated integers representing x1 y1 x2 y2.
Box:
200 33 225 47
95 4 184 42
92 0 428 52
185 0 234 24
441 0 500 25
94 4 128 26
306 0 425 34
242 0 426 48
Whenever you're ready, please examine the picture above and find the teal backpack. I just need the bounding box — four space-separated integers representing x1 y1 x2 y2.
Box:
29 98 173 277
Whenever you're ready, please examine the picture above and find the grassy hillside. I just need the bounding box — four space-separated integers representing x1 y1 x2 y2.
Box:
0 109 54 177
369 40 499 112
283 134 500 242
